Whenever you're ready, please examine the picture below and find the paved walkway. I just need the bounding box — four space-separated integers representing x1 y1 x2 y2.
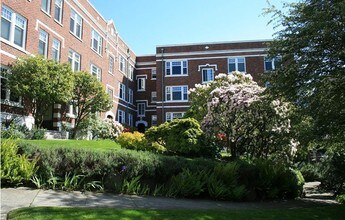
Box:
0 182 337 220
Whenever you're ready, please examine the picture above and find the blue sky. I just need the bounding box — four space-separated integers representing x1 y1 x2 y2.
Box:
89 0 296 55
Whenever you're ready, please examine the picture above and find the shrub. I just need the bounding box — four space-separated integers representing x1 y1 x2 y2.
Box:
298 163 321 182
145 118 217 158
88 117 123 140
1 139 38 185
336 194 345 204
117 132 148 151
1 122 26 139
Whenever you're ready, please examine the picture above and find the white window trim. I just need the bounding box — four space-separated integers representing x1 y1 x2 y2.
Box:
264 57 281 72
128 64 134 81
68 49 81 72
137 78 145 92
117 109 125 123
137 103 145 116
201 68 214 83
228 57 246 72
128 88 134 104
38 29 48 58
1 5 27 49
165 85 188 102
54 0 63 24
52 38 61 62
119 55 126 73
0 71 23 108
70 9 83 40
90 63 101 81
165 60 188 76
151 115 157 126
151 68 157 80
108 55 114 75
118 83 126 101
128 113 133 126
151 91 157 103
41 0 51 15
91 29 102 55
166 112 185 122
106 85 114 100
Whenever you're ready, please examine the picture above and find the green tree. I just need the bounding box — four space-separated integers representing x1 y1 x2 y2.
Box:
9 56 74 126
264 0 345 144
71 71 112 138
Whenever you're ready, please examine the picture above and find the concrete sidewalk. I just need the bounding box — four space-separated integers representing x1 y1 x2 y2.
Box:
1 184 337 220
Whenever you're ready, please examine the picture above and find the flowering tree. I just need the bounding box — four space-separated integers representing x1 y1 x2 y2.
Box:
189 71 296 160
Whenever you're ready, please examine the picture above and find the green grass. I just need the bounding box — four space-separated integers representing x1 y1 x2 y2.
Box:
19 139 121 151
7 205 345 220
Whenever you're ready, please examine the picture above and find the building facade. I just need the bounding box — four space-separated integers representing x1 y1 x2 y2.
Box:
1 0 274 132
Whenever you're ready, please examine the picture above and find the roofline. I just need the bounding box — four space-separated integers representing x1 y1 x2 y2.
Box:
136 54 156 57
156 39 272 48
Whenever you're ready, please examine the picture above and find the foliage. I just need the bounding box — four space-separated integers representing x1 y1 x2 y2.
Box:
190 72 295 160
264 0 345 144
117 132 148 151
8 56 74 126
1 123 46 140
70 71 112 139
0 139 38 185
319 143 345 194
145 118 216 157
86 116 124 140
336 194 345 205
1 122 26 139
298 163 321 182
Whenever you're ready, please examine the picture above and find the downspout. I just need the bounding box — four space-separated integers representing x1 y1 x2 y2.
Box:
125 48 130 127
160 48 165 123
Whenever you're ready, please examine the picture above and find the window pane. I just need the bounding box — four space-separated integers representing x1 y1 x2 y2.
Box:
54 7 61 21
265 61 273 71
69 18 74 32
1 18 10 40
76 24 81 37
229 63 236 72
172 91 182 100
172 65 181 75
238 58 245 63
38 41 45 55
238 63 245 72
14 27 24 47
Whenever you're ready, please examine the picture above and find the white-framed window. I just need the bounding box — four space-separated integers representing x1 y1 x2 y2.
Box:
151 68 157 79
151 91 157 103
119 83 126 101
137 103 145 116
38 29 48 58
41 0 51 14
107 87 113 99
90 64 101 81
128 88 133 104
202 68 214 83
165 60 188 76
108 55 114 74
52 38 60 62
119 55 126 73
70 9 82 39
128 113 133 126
166 112 185 122
228 57 246 72
1 67 22 106
1 6 27 48
128 64 134 80
137 78 145 91
264 57 281 71
117 109 125 123
54 0 63 23
68 49 80 72
166 86 188 101
151 115 157 126
91 29 102 54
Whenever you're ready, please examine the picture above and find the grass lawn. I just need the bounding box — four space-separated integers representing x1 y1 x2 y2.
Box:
7 205 345 220
19 139 121 151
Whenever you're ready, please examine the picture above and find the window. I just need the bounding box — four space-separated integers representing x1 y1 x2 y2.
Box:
117 110 125 123
128 88 133 104
119 55 126 73
41 0 51 14
151 91 157 103
165 60 187 76
264 57 281 71
128 113 133 126
137 103 145 116
108 56 114 74
151 68 157 79
1 6 27 48
166 112 185 122
90 64 101 81
52 38 60 62
68 49 80 71
38 29 48 58
137 78 145 91
166 86 188 101
119 83 126 100
202 68 214 83
54 0 63 23
91 29 102 54
128 65 134 80
1 67 22 106
107 87 113 99
70 9 82 39
228 57 245 72
151 115 157 126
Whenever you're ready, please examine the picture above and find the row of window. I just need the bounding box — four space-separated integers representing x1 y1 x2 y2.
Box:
106 84 134 105
117 110 133 126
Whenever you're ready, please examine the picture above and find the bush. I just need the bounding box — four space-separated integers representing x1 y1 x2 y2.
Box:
336 194 345 204
1 139 38 185
117 132 148 150
298 163 321 182
87 117 123 140
145 118 217 158
1 122 26 139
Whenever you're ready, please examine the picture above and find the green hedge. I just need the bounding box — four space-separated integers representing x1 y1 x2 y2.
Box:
17 142 303 201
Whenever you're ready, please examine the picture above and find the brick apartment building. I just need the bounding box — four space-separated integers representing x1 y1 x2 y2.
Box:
0 0 275 132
